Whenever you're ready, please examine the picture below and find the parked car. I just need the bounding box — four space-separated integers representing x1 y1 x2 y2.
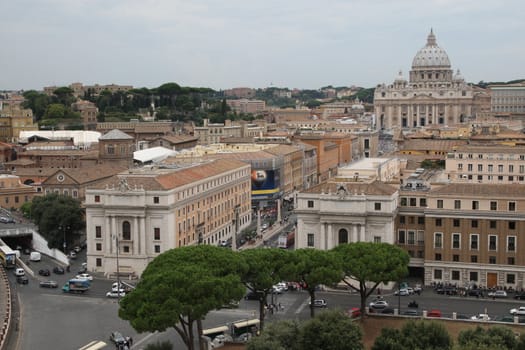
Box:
510 306 525 315
488 290 507 298
427 309 442 318
109 331 126 345
369 300 389 310
39 280 58 288
381 307 395 314
17 275 29 284
515 292 525 300
244 291 263 300
0 216 15 223
106 291 126 298
53 266 65 274
394 288 410 296
38 269 51 276
401 309 419 316
73 246 81 253
471 313 491 321
347 307 361 318
75 273 93 281
468 289 482 297
309 299 327 308
69 251 77 259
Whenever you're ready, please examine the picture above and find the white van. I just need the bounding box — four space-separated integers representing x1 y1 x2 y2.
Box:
14 268 25 277
29 251 41 262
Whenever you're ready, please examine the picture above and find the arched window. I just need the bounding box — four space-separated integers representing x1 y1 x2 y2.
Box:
338 228 349 244
122 221 131 240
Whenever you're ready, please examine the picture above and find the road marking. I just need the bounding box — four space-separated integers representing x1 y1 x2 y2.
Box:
78 340 107 350
295 297 310 314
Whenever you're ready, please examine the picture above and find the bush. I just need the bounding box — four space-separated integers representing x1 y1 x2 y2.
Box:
144 340 173 350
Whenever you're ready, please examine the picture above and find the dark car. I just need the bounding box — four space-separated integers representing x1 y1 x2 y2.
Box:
38 269 51 276
53 266 65 274
39 280 58 288
468 289 482 297
381 307 395 314
401 309 419 316
515 292 525 300
17 276 29 284
244 291 263 300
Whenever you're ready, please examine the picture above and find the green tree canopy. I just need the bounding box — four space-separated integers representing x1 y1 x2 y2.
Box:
246 319 300 350
372 321 452 350
299 310 363 350
292 249 342 317
456 326 518 350
239 248 296 330
30 194 84 251
119 245 246 350
44 103 67 119
332 242 409 315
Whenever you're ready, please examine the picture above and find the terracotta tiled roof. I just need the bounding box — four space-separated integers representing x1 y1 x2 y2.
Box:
204 151 276 161
9 167 56 176
100 129 133 140
303 180 398 195
158 135 198 143
430 183 525 197
18 149 100 157
265 144 301 156
51 166 127 184
5 158 37 165
454 144 525 154
401 139 468 151
91 159 249 191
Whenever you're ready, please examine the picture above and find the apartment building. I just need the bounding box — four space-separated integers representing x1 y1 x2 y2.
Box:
0 174 38 210
226 99 266 114
490 83 525 115
71 100 98 131
423 183 525 289
85 158 252 277
446 145 525 184
0 101 38 143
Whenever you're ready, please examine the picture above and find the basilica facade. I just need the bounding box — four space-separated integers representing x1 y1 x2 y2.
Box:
374 29 489 131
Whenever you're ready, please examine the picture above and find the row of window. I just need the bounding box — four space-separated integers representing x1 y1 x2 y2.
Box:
436 199 516 211
433 269 516 284
433 232 516 252
307 200 383 211
435 218 518 230
434 253 515 265
457 174 525 182
454 153 525 161
458 163 525 173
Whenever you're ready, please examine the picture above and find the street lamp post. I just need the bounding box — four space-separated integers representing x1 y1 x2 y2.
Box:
59 225 70 253
113 234 121 303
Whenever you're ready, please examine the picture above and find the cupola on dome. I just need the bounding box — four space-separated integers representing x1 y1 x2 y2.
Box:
411 29 451 68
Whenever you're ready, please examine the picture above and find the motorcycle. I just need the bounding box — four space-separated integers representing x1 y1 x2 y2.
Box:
408 300 418 308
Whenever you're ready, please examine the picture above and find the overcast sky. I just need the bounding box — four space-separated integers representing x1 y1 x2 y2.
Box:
1 0 524 91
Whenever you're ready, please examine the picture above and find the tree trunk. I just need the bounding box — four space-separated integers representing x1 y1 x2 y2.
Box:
259 299 266 331
197 319 206 350
309 291 316 318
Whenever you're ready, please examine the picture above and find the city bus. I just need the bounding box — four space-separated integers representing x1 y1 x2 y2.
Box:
0 245 17 269
232 319 260 337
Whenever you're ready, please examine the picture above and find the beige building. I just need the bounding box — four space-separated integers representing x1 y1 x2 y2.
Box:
446 145 525 184
0 100 38 143
295 181 399 249
489 82 525 116
0 174 39 210
85 158 252 277
226 99 266 114
72 100 98 130
374 29 490 130
423 183 525 288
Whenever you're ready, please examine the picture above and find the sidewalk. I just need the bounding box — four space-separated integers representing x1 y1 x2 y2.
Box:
241 222 286 250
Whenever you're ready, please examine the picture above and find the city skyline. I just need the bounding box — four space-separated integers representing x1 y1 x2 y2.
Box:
1 0 524 91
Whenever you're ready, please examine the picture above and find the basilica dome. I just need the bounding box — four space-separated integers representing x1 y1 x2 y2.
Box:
411 29 451 68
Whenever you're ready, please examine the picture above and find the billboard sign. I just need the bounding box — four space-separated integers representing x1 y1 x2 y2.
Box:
251 169 280 196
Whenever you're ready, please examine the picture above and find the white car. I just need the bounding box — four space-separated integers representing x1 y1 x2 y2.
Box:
369 300 389 310
14 268 25 277
75 273 93 281
471 313 491 321
394 288 409 296
106 290 126 298
510 306 525 315
488 290 507 298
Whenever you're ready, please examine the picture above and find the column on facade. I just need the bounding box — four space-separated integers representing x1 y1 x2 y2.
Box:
360 225 366 242
320 223 326 250
327 224 333 249
133 216 139 255
140 216 146 255
277 199 282 223
111 216 118 253
105 216 112 254
352 224 358 242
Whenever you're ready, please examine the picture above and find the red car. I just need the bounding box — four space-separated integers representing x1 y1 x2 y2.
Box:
427 309 442 318
348 307 361 318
